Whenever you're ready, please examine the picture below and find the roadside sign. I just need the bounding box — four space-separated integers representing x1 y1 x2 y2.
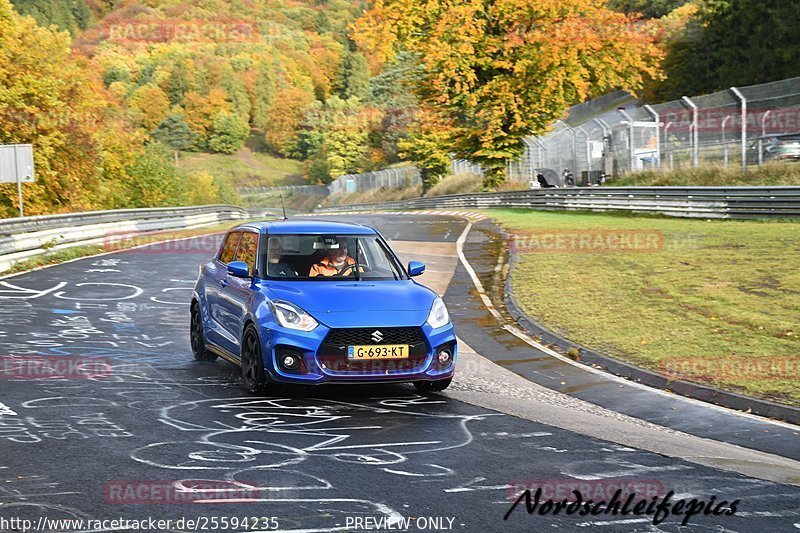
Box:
0 144 35 183
0 144 35 217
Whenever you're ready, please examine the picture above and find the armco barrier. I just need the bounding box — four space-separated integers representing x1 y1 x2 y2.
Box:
315 186 800 219
0 205 248 273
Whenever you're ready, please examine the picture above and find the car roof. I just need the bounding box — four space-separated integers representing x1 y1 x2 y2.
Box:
235 219 378 235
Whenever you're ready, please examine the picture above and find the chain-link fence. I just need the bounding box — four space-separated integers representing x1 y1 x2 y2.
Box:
504 76 800 183
327 166 421 195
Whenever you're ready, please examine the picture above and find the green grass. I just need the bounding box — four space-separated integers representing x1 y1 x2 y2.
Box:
487 208 800 406
243 191 325 212
177 148 305 188
611 162 800 187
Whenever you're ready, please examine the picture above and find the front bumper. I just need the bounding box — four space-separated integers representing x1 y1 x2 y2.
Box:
258 321 457 384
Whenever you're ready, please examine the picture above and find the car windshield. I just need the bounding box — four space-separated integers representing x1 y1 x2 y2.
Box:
263 234 406 281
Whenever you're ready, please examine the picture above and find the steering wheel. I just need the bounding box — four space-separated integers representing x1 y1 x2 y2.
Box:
335 263 368 277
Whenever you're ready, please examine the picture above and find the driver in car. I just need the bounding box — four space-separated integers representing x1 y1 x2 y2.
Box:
267 236 298 277
309 239 357 277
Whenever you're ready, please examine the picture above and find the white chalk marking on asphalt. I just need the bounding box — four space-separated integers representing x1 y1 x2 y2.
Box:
454 217 800 432
576 518 652 527
0 402 17 416
383 464 454 477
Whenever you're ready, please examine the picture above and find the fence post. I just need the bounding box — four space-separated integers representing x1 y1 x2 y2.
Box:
643 105 661 170
759 110 771 166
721 115 731 167
557 120 578 176
522 138 535 183
680 96 699 169
617 109 636 173
664 122 675 170
535 139 546 170
577 126 591 179
730 87 747 174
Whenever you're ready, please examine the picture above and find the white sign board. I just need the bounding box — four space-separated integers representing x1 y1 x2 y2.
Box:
0 144 35 183
589 141 604 160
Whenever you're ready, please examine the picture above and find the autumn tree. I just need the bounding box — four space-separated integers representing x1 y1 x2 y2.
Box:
208 111 249 154
264 87 314 156
0 0 106 216
183 88 231 149
354 0 662 187
127 84 171 131
398 111 453 192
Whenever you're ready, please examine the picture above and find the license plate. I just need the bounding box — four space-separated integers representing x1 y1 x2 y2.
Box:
347 344 409 360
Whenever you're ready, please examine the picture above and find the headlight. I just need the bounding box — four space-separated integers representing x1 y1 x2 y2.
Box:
269 300 318 332
426 297 450 329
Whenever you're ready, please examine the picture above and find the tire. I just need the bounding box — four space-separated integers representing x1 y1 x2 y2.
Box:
414 378 452 393
191 303 217 361
240 324 268 394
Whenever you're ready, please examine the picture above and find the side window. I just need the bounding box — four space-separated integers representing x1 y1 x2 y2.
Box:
219 232 241 264
234 232 259 275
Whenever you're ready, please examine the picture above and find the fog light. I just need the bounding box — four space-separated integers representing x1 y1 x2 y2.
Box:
280 353 301 371
437 350 452 366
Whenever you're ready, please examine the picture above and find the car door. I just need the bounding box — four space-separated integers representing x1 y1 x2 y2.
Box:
205 230 242 350
219 230 260 356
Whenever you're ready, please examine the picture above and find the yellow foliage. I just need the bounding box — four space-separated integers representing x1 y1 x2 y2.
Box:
185 171 221 205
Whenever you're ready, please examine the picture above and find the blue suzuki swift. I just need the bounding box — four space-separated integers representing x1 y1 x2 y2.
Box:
190 220 456 393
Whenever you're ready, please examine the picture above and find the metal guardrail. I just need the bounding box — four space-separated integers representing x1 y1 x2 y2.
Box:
0 205 248 273
0 205 246 235
315 187 800 219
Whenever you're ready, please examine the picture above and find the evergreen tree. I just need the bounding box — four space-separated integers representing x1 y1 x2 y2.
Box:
609 0 688 19
335 50 371 101
152 115 195 151
165 61 192 106
252 61 276 130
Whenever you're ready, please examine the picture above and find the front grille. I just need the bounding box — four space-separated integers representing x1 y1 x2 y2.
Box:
323 327 425 347
318 326 428 374
317 356 427 374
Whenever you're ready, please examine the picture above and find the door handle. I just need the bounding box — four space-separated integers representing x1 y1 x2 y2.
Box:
220 280 228 289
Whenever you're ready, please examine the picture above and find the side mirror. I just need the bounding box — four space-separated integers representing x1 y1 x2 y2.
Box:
227 261 250 278
408 260 425 277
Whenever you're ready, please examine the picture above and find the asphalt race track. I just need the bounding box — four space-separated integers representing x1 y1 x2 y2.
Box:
0 214 798 533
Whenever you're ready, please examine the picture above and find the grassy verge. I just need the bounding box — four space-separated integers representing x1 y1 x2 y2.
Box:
2 221 256 277
610 162 800 186
486 208 800 406
328 185 422 206
325 173 532 207
177 148 304 188
426 173 483 196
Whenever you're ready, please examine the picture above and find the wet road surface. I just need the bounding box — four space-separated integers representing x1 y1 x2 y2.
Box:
0 214 798 532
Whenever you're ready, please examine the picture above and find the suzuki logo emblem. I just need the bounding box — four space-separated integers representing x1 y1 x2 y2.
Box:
371 330 384 343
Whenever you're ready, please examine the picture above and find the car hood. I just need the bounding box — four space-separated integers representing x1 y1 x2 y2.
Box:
261 280 437 328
